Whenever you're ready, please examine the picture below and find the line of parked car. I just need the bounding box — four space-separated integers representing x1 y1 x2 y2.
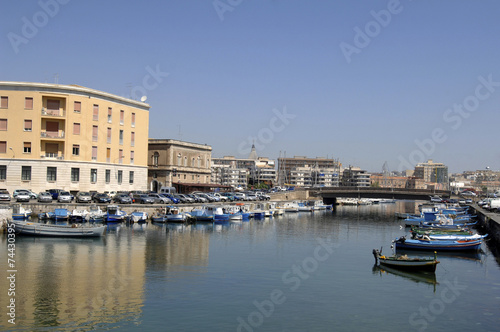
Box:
0 189 271 205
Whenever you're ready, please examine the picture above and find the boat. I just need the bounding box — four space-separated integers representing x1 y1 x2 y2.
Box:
11 220 106 237
53 208 69 222
190 208 214 222
106 205 127 222
411 232 487 242
392 236 482 251
128 211 148 222
283 202 299 213
372 249 439 272
86 205 106 222
151 206 190 223
12 205 32 220
70 209 89 223
298 201 314 212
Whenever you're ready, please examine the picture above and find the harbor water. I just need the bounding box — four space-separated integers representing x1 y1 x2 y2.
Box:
1 203 500 331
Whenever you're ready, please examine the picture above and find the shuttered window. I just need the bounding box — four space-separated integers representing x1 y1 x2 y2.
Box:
92 125 98 141
131 113 136 127
93 104 99 120
0 97 8 108
25 97 33 109
24 120 32 131
120 110 124 124
92 146 97 160
0 119 7 131
23 142 31 153
0 141 6 153
47 99 60 110
74 101 81 113
73 123 80 135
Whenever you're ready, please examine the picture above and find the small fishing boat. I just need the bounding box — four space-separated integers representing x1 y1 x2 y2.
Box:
70 209 89 223
11 220 106 237
53 208 69 222
128 211 148 222
106 205 127 222
411 232 487 242
372 249 439 272
392 236 482 251
87 205 106 222
12 205 32 220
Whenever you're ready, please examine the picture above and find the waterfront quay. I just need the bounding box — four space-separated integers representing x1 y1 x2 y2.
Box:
470 203 500 260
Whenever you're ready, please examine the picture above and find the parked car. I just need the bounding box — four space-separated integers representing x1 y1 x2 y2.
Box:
76 191 92 203
93 193 111 204
134 194 155 204
47 189 63 200
114 194 132 204
37 191 53 203
161 193 180 204
461 191 477 197
233 193 246 201
0 190 11 201
212 193 228 202
220 192 235 201
197 193 215 202
191 194 208 203
245 193 258 201
173 194 188 203
57 191 73 203
15 191 31 202
27 190 38 199
148 193 171 204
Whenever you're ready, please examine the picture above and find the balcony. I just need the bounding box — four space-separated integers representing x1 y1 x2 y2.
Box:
41 108 66 117
41 153 64 160
41 131 65 139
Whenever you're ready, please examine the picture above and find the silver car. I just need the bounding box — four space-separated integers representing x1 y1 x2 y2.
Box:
57 191 73 203
38 192 53 203
15 191 31 202
0 190 10 201
76 192 92 203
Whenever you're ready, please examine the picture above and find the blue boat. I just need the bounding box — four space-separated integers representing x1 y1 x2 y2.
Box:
53 208 69 222
12 206 32 220
393 236 482 251
106 205 127 222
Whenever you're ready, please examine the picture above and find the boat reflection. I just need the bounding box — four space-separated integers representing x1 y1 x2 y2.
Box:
372 264 438 289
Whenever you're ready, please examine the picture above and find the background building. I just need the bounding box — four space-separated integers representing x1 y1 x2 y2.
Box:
148 139 212 192
0 82 149 193
341 166 371 187
414 159 449 189
277 156 340 187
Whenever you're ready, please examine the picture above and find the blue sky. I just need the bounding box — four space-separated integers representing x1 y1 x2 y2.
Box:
2 0 500 173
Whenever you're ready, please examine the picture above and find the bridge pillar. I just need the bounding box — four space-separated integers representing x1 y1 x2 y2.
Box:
323 196 337 206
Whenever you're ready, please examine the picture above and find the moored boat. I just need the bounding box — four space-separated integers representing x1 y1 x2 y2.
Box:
372 249 439 272
11 220 106 237
392 236 482 251
106 205 127 222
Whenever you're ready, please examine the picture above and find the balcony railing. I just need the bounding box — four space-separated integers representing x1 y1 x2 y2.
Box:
41 153 64 160
41 108 66 117
41 131 65 139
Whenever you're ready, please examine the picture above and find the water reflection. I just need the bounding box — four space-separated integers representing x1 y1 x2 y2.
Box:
372 264 439 288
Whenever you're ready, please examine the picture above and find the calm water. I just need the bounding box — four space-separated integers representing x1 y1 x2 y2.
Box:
1 203 500 332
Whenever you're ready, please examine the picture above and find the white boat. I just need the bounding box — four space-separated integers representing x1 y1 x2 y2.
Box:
283 202 299 213
70 209 89 222
86 205 106 222
11 220 106 237
128 211 148 222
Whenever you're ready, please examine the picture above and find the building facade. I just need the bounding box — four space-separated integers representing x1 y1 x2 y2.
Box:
148 139 212 192
277 156 340 186
341 167 371 187
414 159 449 187
0 82 149 194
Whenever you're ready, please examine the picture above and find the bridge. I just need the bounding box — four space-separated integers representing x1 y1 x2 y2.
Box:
311 187 451 205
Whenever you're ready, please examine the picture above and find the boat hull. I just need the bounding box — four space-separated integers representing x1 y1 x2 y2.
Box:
393 238 482 251
12 221 106 237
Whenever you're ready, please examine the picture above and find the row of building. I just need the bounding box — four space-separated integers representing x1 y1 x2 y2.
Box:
0 82 450 194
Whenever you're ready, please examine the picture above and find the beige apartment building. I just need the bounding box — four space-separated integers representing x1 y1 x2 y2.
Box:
0 82 149 194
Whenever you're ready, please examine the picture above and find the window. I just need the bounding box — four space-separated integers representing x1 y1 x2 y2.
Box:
130 151 134 165
120 110 124 125
117 170 123 184
74 101 81 113
25 97 33 110
23 142 31 153
92 125 98 141
106 147 110 163
21 166 31 181
73 123 80 135
184 157 187 166
90 169 97 183
0 141 6 154
0 119 7 131
131 132 135 146
108 107 112 123
0 165 6 180
129 171 134 184
119 130 123 145
24 120 32 131
47 167 57 181
47 99 59 110
153 152 159 166
131 112 136 127
197 156 201 168
1 96 8 108
92 146 97 161
177 153 181 166
107 127 112 143
105 169 111 183
93 104 99 120
192 158 195 166
71 168 80 182
72 144 80 156
119 149 123 164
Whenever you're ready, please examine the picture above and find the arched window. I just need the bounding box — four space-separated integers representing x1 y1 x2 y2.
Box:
177 153 181 166
184 156 187 166
197 156 201 168
192 158 195 167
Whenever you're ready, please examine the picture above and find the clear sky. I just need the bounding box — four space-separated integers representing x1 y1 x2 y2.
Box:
2 0 500 173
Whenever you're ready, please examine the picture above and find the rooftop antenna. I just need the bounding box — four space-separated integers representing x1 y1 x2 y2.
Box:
54 73 59 84
177 125 183 141
126 83 132 98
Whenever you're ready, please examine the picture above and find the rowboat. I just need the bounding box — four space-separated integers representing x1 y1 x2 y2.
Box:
411 232 487 242
372 249 439 272
106 205 127 222
11 220 106 237
392 236 482 251
410 227 473 236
